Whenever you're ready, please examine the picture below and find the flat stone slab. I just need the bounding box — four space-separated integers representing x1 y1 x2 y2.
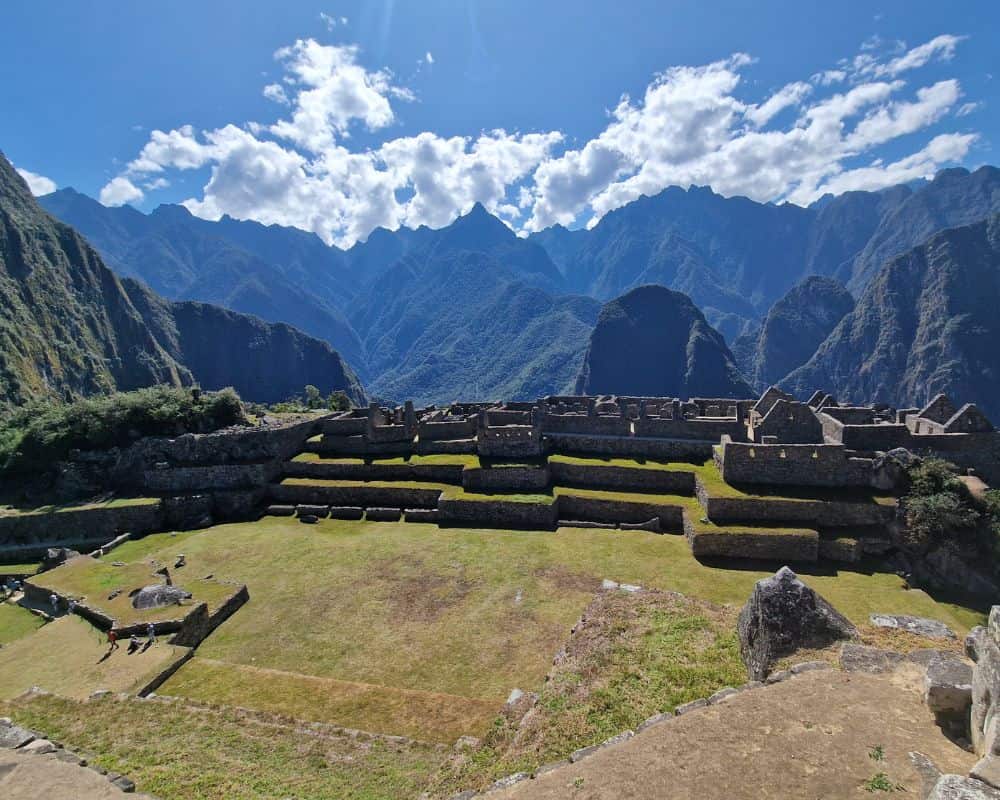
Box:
0 722 35 749
870 614 957 640
925 654 973 716
841 644 905 674
19 738 56 755
929 774 1000 799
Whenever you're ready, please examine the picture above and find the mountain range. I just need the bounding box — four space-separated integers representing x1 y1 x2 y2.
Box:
0 152 364 407
26 155 1000 414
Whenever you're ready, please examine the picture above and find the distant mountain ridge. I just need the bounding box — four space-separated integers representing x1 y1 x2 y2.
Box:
0 152 364 406
782 213 1000 420
37 165 1000 406
531 167 1000 339
734 276 855 392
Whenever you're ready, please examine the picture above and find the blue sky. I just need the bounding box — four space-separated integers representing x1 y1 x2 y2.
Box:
3 0 997 245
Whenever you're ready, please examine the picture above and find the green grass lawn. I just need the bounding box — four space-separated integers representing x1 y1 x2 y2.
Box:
4 692 446 800
0 602 45 646
81 516 982 743
0 615 188 700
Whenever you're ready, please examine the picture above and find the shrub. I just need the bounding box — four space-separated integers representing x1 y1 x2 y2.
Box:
0 385 247 474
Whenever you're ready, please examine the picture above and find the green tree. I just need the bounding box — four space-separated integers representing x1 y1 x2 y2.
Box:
304 385 322 409
327 391 351 411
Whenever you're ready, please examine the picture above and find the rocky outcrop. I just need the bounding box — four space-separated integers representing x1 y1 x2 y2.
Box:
737 566 858 680
576 285 753 398
130 584 192 610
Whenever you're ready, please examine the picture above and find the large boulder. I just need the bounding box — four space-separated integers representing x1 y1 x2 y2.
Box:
130 584 192 610
968 606 1000 758
737 566 858 680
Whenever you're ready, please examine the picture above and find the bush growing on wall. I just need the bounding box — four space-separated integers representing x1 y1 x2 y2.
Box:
0 385 247 474
900 458 999 577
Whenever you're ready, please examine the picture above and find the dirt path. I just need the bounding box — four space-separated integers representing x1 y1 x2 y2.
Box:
0 750 156 799
497 667 974 800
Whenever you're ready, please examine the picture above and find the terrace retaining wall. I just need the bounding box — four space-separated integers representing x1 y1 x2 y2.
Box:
0 502 164 553
547 433 714 462
437 497 558 529
549 462 696 494
271 483 443 509
556 494 684 530
462 465 550 492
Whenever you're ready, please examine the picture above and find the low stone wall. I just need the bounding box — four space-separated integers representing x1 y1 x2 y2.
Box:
437 497 558 529
838 423 913 452
322 415 367 436
415 438 478 455
547 433 714 462
549 461 696 494
314 435 413 456
541 415 630 437
271 482 443 509
698 492 895 528
417 419 476 440
556 494 684 530
717 441 874 488
142 462 280 492
284 460 464 485
462 465 550 492
634 417 748 442
168 584 249 648
685 519 819 561
0 502 164 553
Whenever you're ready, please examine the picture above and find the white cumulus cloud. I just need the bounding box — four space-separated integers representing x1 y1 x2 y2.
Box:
99 176 144 206
99 33 980 245
15 166 56 196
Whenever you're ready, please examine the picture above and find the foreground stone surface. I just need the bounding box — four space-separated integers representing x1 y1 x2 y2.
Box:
737 566 857 680
928 774 1000 799
493 670 973 800
0 750 156 799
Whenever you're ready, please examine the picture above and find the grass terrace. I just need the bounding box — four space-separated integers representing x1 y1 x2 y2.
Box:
0 494 159 517
440 489 556 504
0 615 188 700
292 452 481 467
31 557 239 627
548 454 700 472
0 602 45 646
3 692 446 800
3 516 976 744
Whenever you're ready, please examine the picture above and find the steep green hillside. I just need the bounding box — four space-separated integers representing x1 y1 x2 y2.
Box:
125 279 366 406
0 152 190 405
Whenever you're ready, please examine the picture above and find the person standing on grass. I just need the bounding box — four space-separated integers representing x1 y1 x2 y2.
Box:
107 629 119 652
147 623 156 646
49 593 58 615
